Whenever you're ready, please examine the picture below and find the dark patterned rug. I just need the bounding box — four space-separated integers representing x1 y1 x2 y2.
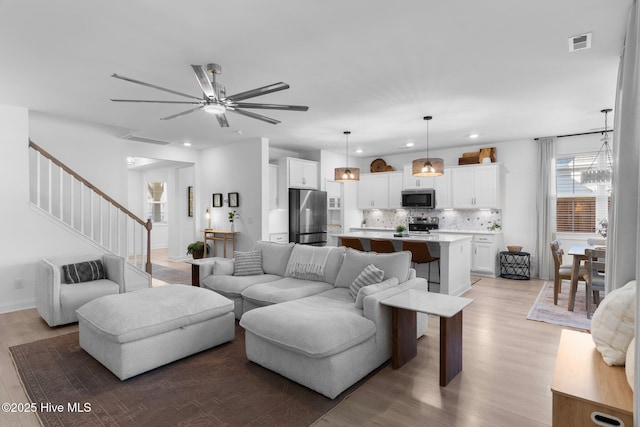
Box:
10 324 371 426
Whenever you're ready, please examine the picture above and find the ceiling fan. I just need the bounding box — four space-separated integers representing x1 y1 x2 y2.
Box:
111 63 309 127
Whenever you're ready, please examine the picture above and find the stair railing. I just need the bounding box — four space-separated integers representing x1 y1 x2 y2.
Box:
28 141 152 274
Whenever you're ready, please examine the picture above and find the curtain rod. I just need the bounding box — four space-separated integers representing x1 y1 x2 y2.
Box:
534 129 613 140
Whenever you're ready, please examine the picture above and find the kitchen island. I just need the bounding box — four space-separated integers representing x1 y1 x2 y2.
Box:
333 231 472 296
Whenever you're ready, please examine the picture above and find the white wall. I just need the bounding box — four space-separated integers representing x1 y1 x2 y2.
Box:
199 138 267 252
0 108 201 313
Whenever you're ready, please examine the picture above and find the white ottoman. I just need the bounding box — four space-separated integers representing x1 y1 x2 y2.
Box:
76 284 234 380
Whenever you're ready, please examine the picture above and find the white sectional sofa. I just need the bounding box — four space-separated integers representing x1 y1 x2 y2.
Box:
200 241 428 398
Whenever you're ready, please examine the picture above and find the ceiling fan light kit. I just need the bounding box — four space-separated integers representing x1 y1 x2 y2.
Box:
111 63 309 127
335 131 360 182
412 116 444 177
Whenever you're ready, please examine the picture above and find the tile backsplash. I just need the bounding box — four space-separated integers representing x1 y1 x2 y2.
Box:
362 209 502 231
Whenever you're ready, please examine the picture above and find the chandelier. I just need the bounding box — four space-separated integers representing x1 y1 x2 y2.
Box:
334 131 360 181
581 109 613 184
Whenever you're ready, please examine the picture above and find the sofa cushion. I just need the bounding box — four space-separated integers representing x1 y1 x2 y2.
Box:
591 280 636 366
355 277 399 309
334 249 411 288
76 285 233 344
213 258 234 275
254 241 295 276
202 273 281 298
240 296 375 358
60 279 119 310
233 251 263 276
349 264 384 300
241 277 333 306
62 260 106 283
323 246 346 285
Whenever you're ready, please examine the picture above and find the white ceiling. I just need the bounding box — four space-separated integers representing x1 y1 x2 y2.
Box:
0 0 631 157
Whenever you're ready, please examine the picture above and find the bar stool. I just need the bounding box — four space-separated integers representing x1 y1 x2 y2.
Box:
402 241 440 285
340 237 365 251
370 239 396 253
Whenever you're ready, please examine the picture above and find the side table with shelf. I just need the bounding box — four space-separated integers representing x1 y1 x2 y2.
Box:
499 251 530 280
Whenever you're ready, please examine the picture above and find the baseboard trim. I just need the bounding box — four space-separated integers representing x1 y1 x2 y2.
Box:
0 299 35 314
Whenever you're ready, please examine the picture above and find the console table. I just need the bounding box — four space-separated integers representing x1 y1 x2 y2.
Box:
203 229 238 258
551 329 632 426
381 290 473 386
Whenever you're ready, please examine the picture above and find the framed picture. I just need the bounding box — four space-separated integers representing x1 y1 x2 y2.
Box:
228 192 239 208
187 186 194 217
212 193 223 208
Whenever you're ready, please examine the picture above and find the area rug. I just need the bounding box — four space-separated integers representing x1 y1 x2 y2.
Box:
151 263 191 284
10 324 370 427
526 281 595 330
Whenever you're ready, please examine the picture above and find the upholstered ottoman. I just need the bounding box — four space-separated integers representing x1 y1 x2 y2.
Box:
76 284 234 380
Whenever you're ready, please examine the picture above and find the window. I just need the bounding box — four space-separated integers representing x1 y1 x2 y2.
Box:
147 181 167 223
556 153 610 233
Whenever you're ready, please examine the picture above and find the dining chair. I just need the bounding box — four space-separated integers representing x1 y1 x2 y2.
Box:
584 248 606 319
550 241 587 306
340 237 365 251
402 241 440 287
369 239 396 253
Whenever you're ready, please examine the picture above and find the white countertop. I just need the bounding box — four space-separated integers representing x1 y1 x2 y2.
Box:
334 231 472 243
352 227 502 235
381 290 473 317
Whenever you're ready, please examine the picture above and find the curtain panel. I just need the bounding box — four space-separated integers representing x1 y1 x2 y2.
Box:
535 137 557 280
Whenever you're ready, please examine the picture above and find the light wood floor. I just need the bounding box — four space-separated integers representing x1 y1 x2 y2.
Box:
1 271 573 426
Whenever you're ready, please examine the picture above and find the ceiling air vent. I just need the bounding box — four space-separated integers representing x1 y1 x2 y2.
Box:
569 32 592 52
121 135 171 145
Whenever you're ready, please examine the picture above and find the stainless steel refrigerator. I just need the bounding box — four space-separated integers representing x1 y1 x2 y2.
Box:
289 188 327 246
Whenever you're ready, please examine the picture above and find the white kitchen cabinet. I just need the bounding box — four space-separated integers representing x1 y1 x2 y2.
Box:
269 164 279 209
280 157 319 189
388 173 403 208
402 165 434 189
450 164 501 209
470 233 503 277
433 172 451 209
358 174 389 209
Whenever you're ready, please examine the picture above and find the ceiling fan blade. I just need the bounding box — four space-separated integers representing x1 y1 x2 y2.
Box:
228 108 280 125
230 102 308 111
160 106 204 121
191 65 216 100
111 99 202 104
111 73 202 101
216 114 229 128
225 82 290 102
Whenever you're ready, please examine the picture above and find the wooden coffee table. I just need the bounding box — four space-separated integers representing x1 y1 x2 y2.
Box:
381 289 473 386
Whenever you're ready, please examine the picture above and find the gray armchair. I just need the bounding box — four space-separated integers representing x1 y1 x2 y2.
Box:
36 254 125 327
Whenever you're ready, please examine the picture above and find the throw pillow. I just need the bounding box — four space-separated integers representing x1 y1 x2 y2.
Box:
62 260 107 284
591 280 636 366
355 277 399 309
213 259 235 275
233 251 263 276
626 337 635 391
349 264 384 300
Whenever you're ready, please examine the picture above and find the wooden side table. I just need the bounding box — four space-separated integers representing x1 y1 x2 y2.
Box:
381 289 473 386
184 258 216 286
551 329 632 427
203 229 238 258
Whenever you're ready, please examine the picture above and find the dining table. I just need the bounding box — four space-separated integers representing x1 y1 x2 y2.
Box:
567 244 605 311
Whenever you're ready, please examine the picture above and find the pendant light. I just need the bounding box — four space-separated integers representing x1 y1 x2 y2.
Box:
581 109 613 184
335 131 360 181
412 116 444 176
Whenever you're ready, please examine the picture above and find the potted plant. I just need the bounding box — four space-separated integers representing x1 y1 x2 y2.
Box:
361 219 367 228
395 225 407 236
186 241 208 259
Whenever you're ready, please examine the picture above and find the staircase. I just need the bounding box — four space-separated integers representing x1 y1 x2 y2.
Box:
28 141 153 275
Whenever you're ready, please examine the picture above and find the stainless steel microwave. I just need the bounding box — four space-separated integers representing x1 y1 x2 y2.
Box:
401 189 436 208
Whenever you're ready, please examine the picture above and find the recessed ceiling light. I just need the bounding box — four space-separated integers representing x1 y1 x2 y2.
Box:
356 148 363 153
406 142 415 147
469 134 479 139
183 142 192 147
